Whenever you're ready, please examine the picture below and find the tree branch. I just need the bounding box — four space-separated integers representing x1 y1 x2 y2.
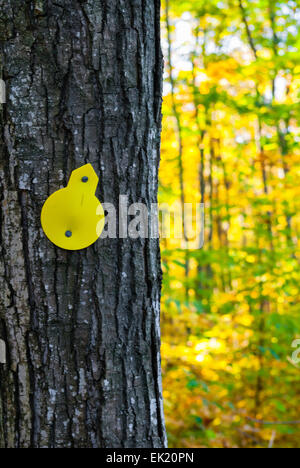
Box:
238 0 257 59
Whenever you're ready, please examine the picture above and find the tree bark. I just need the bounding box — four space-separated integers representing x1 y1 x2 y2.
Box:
0 0 166 448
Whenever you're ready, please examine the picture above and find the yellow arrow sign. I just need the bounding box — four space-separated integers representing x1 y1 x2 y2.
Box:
41 164 105 250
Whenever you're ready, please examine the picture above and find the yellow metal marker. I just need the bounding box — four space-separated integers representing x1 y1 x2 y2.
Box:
41 164 105 250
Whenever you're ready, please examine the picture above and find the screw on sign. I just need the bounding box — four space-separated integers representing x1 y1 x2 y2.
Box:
41 164 105 250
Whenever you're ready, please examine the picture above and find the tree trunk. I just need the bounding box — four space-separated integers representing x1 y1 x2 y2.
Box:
0 0 166 449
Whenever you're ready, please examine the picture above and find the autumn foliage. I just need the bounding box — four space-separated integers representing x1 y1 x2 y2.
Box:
160 0 300 448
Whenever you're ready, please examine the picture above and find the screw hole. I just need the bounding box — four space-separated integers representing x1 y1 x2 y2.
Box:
82 176 88 183
65 230 72 238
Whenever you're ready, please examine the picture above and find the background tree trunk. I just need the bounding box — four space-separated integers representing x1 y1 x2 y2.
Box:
0 0 166 448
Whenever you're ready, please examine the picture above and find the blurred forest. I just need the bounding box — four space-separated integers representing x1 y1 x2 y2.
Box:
159 0 300 448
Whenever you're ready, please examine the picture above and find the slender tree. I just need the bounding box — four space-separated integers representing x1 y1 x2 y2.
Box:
0 0 166 448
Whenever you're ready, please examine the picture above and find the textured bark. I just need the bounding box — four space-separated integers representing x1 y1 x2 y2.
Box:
0 0 166 448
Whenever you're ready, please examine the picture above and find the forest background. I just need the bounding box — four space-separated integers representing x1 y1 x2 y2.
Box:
160 0 300 448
